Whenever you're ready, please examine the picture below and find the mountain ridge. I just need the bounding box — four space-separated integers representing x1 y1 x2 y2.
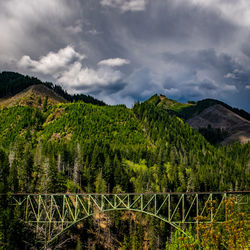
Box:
0 71 106 106
0 84 67 108
187 104 250 144
147 94 250 121
1 71 249 145
147 94 250 144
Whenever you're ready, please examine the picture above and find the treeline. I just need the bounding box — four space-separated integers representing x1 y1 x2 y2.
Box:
0 71 42 98
0 100 249 248
52 84 106 106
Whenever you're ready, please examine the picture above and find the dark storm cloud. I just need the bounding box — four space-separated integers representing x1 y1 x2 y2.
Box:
118 0 237 45
163 49 243 86
241 39 250 63
198 81 217 91
0 0 79 55
0 0 250 111
75 81 126 95
120 68 156 99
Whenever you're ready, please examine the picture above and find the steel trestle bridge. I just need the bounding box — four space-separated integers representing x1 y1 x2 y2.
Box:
5 191 250 245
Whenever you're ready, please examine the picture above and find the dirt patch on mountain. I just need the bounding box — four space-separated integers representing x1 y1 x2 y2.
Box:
187 104 250 144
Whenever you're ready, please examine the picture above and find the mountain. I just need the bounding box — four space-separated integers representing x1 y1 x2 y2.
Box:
0 71 43 98
0 71 105 106
0 99 248 192
0 84 67 108
187 104 250 144
148 94 250 144
0 79 249 248
146 94 193 114
0 71 248 145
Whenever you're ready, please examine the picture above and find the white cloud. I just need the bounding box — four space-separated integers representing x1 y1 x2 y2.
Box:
245 85 250 89
87 29 102 35
98 58 130 67
18 46 124 91
224 73 237 79
58 62 123 88
65 20 83 34
186 0 250 26
223 84 237 91
100 0 147 12
18 46 85 75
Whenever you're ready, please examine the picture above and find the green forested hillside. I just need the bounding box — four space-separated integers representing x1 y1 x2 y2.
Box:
0 98 249 248
0 101 249 194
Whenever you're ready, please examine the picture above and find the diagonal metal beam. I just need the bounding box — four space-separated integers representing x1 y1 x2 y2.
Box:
5 191 249 247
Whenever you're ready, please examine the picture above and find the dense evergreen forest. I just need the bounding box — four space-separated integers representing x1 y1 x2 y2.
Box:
0 72 249 249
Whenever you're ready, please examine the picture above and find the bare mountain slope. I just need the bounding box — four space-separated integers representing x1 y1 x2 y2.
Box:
187 104 250 144
0 84 67 108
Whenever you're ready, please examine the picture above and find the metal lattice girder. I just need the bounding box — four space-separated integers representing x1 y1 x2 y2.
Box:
5 191 250 244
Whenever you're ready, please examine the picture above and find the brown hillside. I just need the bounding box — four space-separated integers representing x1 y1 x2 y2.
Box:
187 104 250 144
0 84 67 108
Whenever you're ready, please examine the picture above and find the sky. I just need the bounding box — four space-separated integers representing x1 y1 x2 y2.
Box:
0 0 250 111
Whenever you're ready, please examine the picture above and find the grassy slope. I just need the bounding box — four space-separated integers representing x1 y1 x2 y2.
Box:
146 94 221 119
146 94 193 114
0 84 67 108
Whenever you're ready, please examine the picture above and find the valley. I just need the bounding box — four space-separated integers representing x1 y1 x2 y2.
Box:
0 72 249 249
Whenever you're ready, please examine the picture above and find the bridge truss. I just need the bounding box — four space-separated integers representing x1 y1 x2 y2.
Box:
7 191 250 245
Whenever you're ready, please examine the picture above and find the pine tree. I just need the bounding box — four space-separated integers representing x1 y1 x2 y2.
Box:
73 143 82 186
94 171 107 193
43 96 48 112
